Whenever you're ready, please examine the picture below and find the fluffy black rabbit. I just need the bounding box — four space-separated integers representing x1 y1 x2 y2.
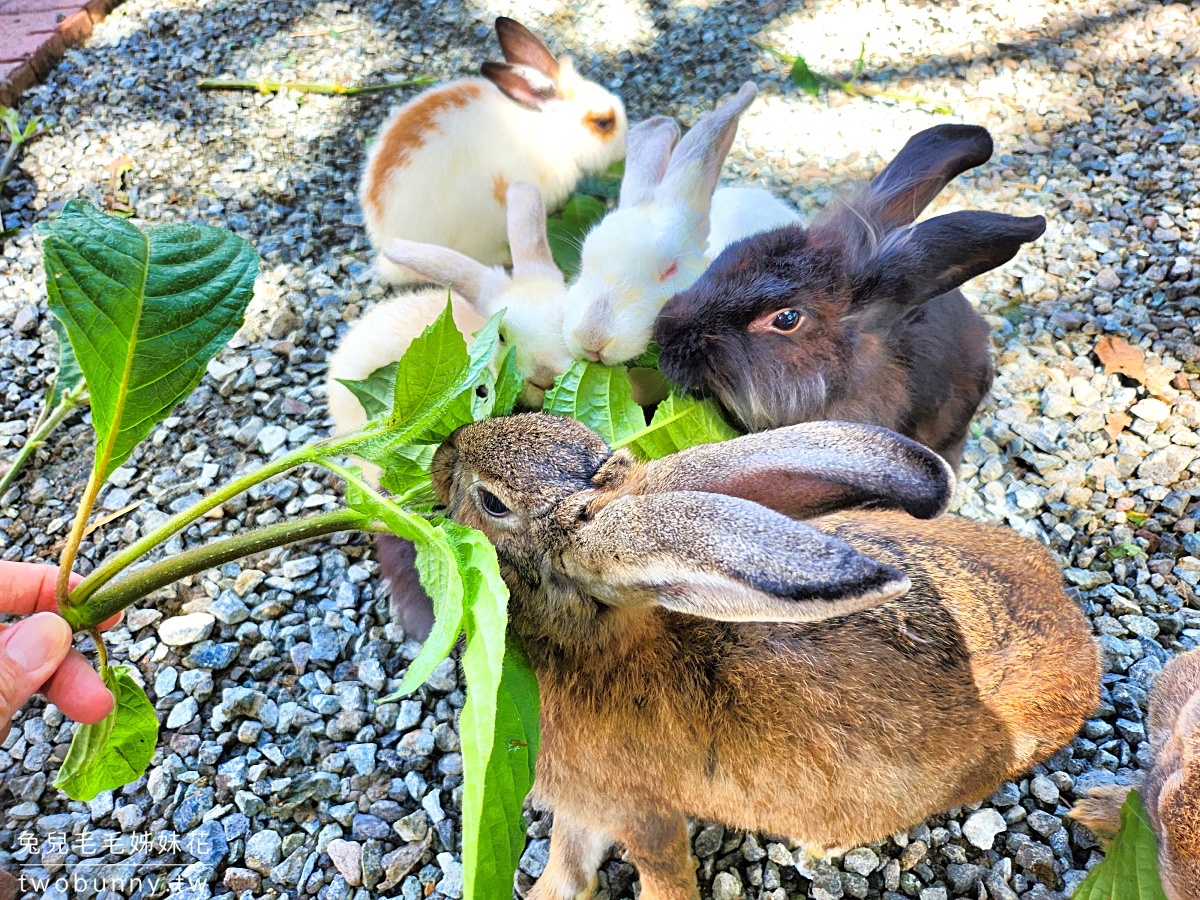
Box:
653 124 1046 469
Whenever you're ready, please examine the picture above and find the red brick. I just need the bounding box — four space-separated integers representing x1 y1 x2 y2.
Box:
0 59 36 107
56 7 90 41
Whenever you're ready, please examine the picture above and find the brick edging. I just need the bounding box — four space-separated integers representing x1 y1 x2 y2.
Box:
0 0 124 108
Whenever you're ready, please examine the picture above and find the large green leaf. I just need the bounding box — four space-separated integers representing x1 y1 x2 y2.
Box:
492 348 524 417
47 314 85 409
38 200 258 481
616 391 740 460
1074 790 1167 900
451 524 539 900
542 360 645 445
791 55 821 96
330 462 465 700
337 361 397 421
53 666 159 801
335 304 502 466
546 194 607 279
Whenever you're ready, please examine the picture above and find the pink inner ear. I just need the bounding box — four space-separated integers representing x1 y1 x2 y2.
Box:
659 262 679 281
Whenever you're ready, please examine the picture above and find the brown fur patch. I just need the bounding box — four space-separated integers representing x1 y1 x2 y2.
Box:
492 173 510 206
583 108 618 139
365 83 482 216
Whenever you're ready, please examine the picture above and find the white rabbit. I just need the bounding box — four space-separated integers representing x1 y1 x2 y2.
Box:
329 181 573 457
360 17 627 283
561 82 801 365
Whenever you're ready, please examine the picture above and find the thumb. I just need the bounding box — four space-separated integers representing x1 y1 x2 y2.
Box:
0 612 73 742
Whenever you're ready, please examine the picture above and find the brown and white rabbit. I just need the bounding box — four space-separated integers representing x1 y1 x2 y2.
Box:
1071 648 1200 900
432 412 1100 900
361 17 627 282
653 124 1047 469
329 182 573 638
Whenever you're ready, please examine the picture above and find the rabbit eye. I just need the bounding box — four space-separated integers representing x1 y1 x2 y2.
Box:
769 309 804 333
658 262 679 282
478 488 510 518
585 110 617 135
498 330 508 345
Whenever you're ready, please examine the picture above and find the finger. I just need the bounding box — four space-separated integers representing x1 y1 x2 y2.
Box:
0 562 83 616
42 648 115 724
0 612 73 741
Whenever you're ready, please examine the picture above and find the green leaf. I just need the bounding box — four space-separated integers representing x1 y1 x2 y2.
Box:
1074 790 1167 900
629 341 662 370
47 313 84 409
492 348 524 417
452 524 540 900
337 362 398 421
546 194 607 278
616 391 740 460
53 665 159 801
542 360 645 445
330 462 465 701
574 159 625 199
378 444 438 500
791 56 821 96
37 200 257 481
852 43 866 81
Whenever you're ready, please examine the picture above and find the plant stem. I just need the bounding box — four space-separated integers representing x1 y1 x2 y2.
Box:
196 76 435 95
57 464 105 608
89 628 108 673
66 508 379 631
0 385 86 499
69 442 323 607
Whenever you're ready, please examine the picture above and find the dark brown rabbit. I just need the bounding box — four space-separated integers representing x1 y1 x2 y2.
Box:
433 413 1099 900
653 124 1047 469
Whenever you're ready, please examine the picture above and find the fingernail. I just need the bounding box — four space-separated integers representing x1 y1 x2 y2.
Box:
1 612 69 671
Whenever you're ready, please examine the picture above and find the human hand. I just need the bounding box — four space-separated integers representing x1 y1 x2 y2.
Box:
0 562 119 741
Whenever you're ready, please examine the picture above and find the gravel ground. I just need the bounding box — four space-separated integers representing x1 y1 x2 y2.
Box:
1 0 1199 899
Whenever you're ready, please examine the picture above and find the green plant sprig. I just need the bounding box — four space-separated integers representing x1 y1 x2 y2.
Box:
753 40 953 114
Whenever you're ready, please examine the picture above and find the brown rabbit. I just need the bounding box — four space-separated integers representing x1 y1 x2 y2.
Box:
1071 649 1200 900
653 124 1047 469
432 413 1100 900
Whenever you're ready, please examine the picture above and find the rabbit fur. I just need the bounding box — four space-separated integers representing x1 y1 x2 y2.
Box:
654 124 1046 469
433 412 1100 900
1071 648 1200 900
561 82 801 366
329 182 573 640
361 17 627 283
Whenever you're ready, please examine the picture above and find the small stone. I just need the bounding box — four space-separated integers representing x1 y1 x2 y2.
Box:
436 852 464 899
963 809 1007 850
154 666 179 697
519 839 550 878
1030 774 1060 805
328 839 363 887
158 613 216 646
394 810 429 842
1130 398 1171 423
1093 267 1121 291
258 425 288 453
167 697 199 728
210 593 250 625
353 814 392 841
843 847 879 876
223 868 261 892
245 830 283 874
712 871 744 900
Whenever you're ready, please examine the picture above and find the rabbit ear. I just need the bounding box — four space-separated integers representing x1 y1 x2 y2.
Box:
639 421 954 521
559 492 910 622
857 211 1047 308
619 116 681 207
865 124 994 231
656 82 757 218
506 181 558 276
494 17 560 83
382 240 496 306
481 61 560 110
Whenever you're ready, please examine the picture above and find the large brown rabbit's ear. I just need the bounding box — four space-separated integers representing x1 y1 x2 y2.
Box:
494 17 560 83
856 210 1047 309
639 421 953 521
382 240 495 306
560 492 910 622
1148 649 1200 755
865 124 993 231
481 61 560 110
656 82 756 219
619 116 681 207
506 181 559 277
